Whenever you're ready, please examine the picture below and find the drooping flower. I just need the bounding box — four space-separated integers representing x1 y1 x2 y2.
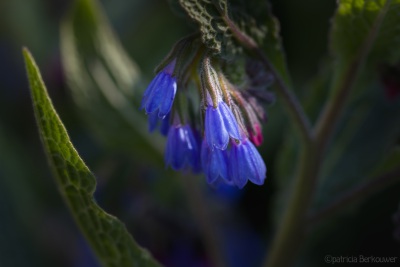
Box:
165 124 201 172
201 139 231 185
140 36 271 189
148 112 170 136
228 138 266 189
205 100 241 150
141 60 177 118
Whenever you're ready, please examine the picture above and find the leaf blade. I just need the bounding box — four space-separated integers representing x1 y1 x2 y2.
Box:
23 47 162 267
332 0 400 70
60 0 164 159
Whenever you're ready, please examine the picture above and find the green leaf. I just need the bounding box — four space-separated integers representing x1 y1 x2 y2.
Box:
370 146 400 176
177 0 291 83
23 48 162 267
178 0 237 57
331 0 400 74
314 81 400 210
61 0 163 160
325 0 400 114
312 0 400 209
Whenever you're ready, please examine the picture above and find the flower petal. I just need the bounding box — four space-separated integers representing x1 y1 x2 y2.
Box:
148 112 159 132
201 139 209 172
165 126 186 170
212 148 229 182
165 125 203 172
160 113 171 136
141 72 162 109
183 125 201 173
246 141 266 185
219 102 241 140
158 77 177 118
205 105 229 150
201 139 229 184
228 140 266 188
229 144 247 189
145 72 170 114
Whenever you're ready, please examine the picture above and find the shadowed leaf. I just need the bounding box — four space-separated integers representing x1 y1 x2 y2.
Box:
23 48 162 267
61 0 163 160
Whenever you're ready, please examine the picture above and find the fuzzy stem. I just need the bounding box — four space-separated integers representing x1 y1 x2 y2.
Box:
219 11 318 267
219 3 392 267
314 0 391 157
221 15 314 145
263 146 319 267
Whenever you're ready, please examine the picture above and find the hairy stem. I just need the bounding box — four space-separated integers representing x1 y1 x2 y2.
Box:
263 146 319 267
221 15 314 145
314 0 391 156
220 10 318 267
309 166 400 226
220 2 392 267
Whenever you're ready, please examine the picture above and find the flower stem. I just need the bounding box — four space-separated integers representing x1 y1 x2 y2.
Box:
221 14 314 145
220 3 392 267
263 146 319 267
220 10 319 267
314 0 391 156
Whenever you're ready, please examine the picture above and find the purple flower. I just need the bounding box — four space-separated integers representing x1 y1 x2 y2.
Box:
205 101 241 150
141 60 177 118
148 112 170 136
229 138 266 189
201 139 231 185
165 124 201 172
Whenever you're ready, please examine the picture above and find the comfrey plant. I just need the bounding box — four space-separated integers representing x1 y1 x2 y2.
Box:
22 0 400 267
141 36 271 188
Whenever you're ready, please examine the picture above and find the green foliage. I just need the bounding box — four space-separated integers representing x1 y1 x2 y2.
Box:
176 0 291 85
329 0 400 96
178 0 235 57
332 0 400 67
23 48 162 267
61 0 163 161
11 0 400 266
314 82 400 209
274 0 400 222
313 0 400 208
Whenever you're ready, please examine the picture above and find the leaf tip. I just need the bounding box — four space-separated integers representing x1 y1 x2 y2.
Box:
22 46 32 61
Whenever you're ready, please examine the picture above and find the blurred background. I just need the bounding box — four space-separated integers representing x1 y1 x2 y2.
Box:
1 0 399 267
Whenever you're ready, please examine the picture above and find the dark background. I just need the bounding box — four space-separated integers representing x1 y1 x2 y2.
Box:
0 0 399 267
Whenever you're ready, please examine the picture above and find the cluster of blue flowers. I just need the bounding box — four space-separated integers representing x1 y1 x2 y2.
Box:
141 38 268 189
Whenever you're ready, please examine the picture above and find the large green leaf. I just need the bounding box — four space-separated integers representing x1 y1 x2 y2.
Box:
61 0 163 160
273 0 400 224
330 0 400 93
314 0 400 207
23 48 162 267
314 82 400 210
332 0 400 67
